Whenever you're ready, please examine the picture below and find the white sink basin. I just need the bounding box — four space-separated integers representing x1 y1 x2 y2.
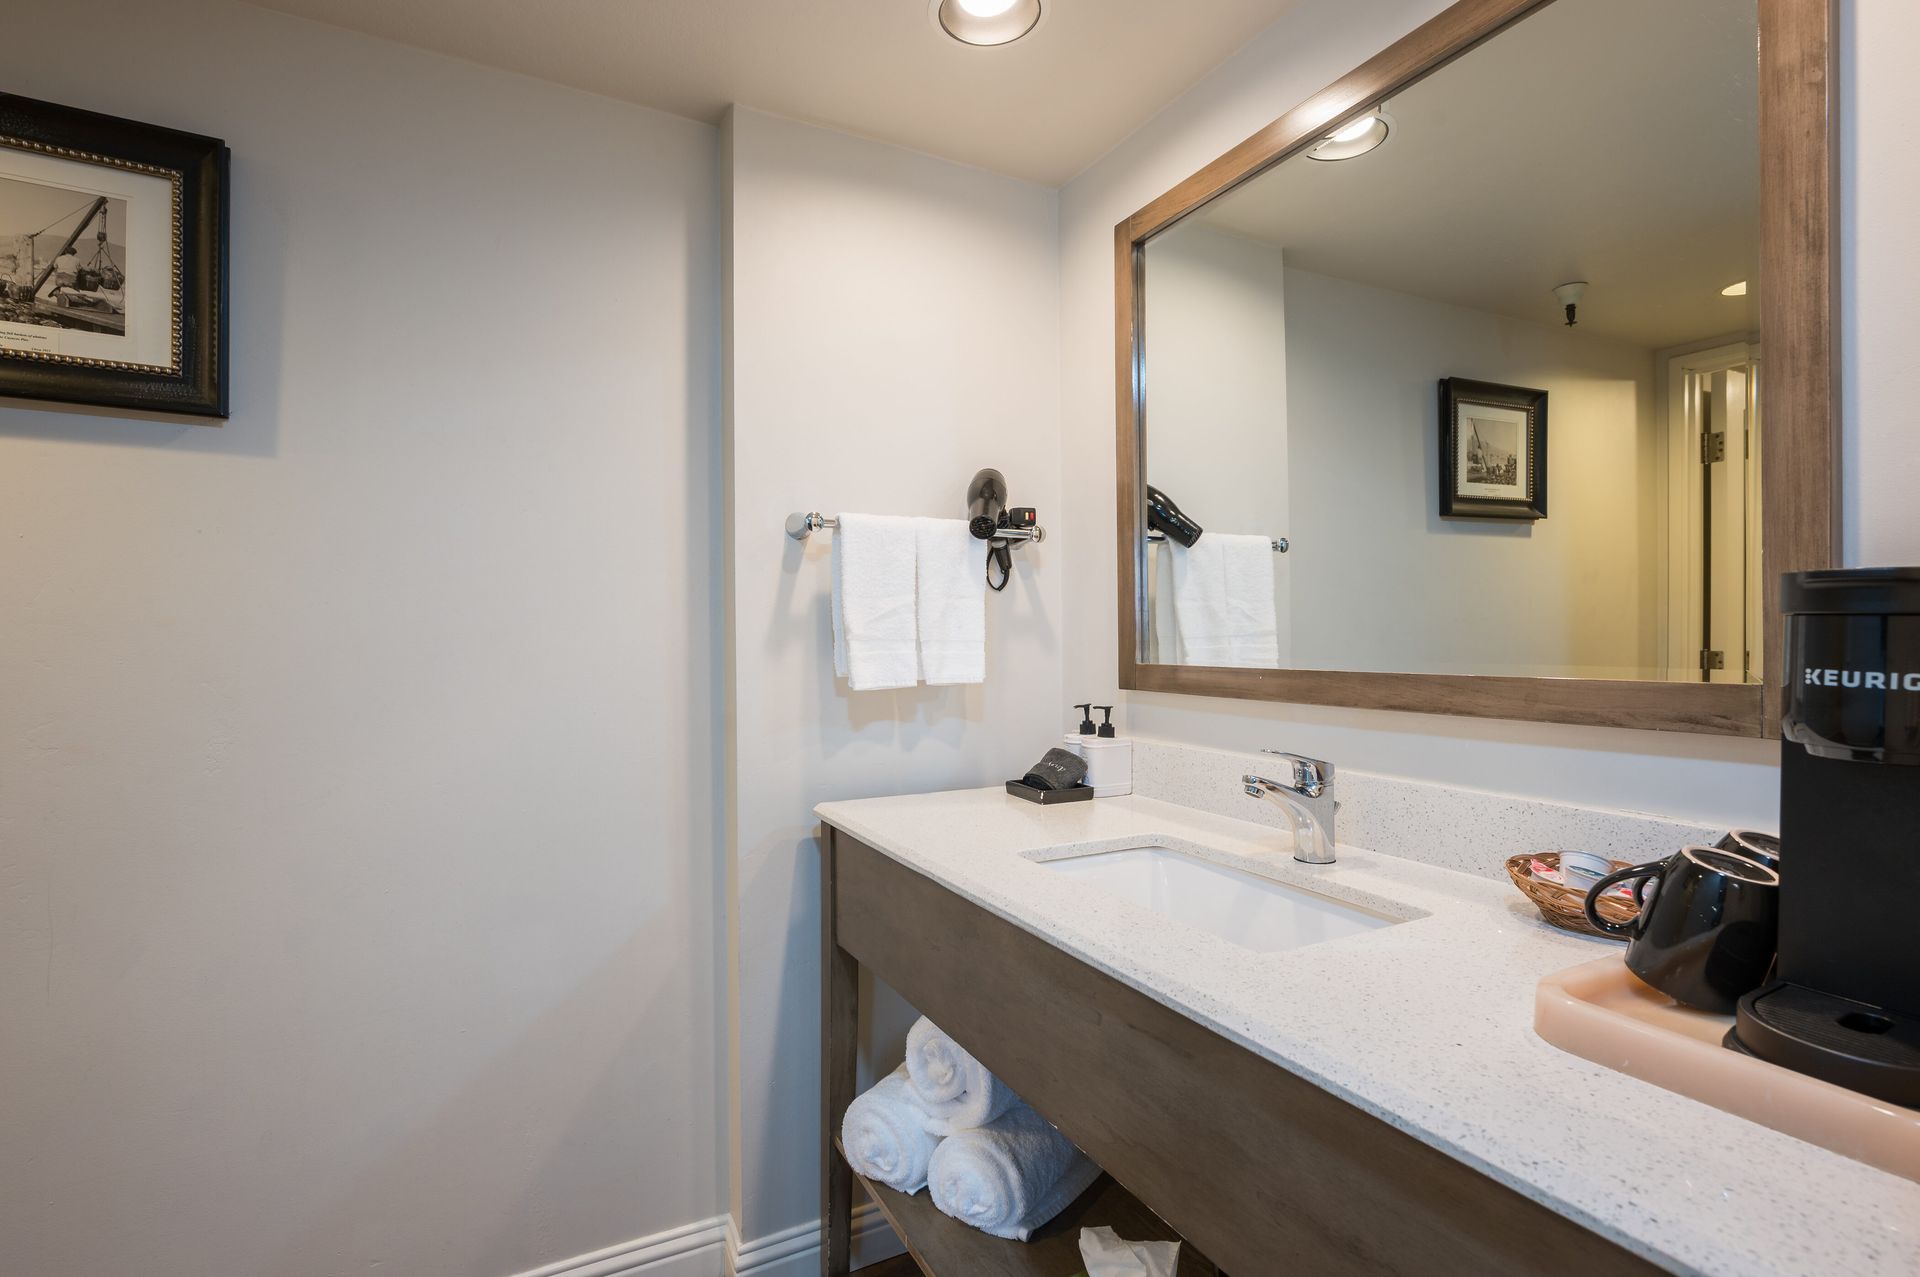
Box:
1037 844 1397 953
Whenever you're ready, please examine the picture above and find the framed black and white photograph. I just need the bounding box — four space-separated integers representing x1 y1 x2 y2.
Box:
1439 377 1547 521
0 93 228 417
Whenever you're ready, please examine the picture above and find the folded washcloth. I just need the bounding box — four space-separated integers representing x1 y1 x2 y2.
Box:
839 1065 941 1194
1166 533 1279 668
831 513 920 690
1021 746 1088 792
926 1100 1102 1241
914 517 985 685
904 1017 1016 1135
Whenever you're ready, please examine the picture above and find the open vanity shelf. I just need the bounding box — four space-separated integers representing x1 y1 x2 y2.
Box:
836 1139 1217 1277
820 824 1662 1277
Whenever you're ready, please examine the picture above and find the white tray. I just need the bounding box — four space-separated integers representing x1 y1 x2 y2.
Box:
1536 954 1920 1183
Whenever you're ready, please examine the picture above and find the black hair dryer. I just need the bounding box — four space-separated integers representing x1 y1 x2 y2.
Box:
1146 484 1203 547
968 469 1008 540
967 468 1041 591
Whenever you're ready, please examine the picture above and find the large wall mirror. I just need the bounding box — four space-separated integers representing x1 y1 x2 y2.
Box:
1116 0 1835 736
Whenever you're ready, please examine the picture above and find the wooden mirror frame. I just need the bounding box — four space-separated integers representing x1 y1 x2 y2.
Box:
1115 0 1835 737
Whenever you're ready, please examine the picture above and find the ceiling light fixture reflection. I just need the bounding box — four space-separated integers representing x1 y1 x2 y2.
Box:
1307 111 1392 161
1552 280 1589 327
934 0 1042 46
1722 280 1749 297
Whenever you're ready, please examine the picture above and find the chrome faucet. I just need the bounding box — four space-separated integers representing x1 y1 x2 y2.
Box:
1243 750 1337 864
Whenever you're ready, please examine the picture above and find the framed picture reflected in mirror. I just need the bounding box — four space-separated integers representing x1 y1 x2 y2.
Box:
1439 377 1547 521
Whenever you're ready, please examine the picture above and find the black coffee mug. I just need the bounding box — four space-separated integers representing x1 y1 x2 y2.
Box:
1716 828 1781 870
1584 845 1780 1013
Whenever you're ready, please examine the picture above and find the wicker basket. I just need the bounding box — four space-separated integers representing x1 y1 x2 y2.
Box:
1505 852 1640 939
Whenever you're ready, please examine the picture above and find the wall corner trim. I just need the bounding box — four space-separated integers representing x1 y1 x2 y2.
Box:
725 1202 900 1276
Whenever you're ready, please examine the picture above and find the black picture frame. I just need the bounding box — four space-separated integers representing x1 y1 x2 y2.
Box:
0 93 229 418
1438 377 1547 521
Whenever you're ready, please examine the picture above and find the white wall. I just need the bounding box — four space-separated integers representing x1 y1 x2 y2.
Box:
1140 225 1292 664
1281 267 1659 678
1058 0 1781 829
0 4 723 1275
722 108 1062 1246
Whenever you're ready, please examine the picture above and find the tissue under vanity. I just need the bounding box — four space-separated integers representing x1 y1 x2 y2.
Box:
1077 1225 1180 1277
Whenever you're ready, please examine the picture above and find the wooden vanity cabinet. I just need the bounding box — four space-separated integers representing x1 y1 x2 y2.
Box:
820 825 1663 1277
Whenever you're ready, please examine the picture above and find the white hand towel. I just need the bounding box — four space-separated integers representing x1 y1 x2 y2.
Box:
1148 538 1181 664
926 1100 1102 1241
839 1065 940 1194
914 518 984 685
904 1017 1016 1135
1166 533 1278 668
1080 1226 1180 1276
831 513 920 690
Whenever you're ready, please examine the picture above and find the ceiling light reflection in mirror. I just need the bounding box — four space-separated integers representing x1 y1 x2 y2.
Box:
1307 111 1392 161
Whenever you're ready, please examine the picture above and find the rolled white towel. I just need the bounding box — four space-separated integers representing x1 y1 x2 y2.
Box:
839 1066 940 1194
904 1017 1017 1135
926 1101 1102 1241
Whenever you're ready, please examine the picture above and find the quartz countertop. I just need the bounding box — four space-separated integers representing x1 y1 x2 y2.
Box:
814 787 1920 1277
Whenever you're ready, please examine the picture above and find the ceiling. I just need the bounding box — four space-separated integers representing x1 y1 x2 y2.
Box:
1187 0 1761 350
240 0 1303 186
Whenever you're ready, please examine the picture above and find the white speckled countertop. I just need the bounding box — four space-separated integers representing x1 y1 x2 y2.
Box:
814 787 1920 1277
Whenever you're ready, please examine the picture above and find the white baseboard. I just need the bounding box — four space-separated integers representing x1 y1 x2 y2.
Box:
726 1201 903 1276
509 1200 903 1277
509 1215 729 1277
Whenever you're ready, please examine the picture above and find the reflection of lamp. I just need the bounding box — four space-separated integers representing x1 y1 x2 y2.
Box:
1552 280 1588 327
1306 110 1393 161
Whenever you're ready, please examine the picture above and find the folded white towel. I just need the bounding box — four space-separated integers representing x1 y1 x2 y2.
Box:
839 1065 941 1194
904 1017 1016 1135
1166 533 1278 668
914 518 984 685
831 513 920 690
927 1101 1102 1241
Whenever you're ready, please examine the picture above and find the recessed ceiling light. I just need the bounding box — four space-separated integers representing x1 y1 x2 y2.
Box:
1306 111 1392 161
1722 280 1749 297
934 0 1042 46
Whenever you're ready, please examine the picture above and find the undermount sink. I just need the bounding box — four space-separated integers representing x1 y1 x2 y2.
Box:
1036 844 1398 953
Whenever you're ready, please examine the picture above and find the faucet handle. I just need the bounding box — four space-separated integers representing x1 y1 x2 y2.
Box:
1259 749 1332 796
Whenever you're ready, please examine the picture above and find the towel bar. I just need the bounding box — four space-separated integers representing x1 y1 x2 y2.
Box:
786 511 1045 544
1146 530 1288 553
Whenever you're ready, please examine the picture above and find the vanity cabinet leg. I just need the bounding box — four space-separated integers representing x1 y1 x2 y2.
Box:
821 827 859 1277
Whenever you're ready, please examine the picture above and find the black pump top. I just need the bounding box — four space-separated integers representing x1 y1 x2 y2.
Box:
1096 706 1115 738
1074 703 1095 735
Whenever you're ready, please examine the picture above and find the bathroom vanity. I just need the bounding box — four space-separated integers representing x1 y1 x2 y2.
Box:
817 789 1920 1277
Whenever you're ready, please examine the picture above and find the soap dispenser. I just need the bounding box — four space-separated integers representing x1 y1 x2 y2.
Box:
1080 705 1133 797
1063 703 1096 760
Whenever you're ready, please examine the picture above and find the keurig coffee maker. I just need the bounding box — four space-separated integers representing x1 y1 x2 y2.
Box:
1730 568 1920 1106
